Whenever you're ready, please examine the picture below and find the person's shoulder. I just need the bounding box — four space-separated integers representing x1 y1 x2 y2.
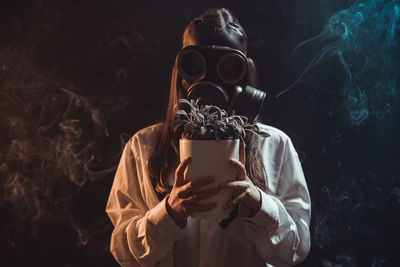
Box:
256 123 298 159
129 123 164 147
256 122 291 143
135 123 164 138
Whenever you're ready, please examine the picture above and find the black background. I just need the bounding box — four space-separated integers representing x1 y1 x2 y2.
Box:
1 0 399 266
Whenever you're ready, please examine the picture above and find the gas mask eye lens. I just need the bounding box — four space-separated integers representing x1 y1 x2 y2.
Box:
178 49 206 81
217 53 246 84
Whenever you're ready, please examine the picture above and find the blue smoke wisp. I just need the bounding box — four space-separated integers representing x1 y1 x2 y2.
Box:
286 0 400 126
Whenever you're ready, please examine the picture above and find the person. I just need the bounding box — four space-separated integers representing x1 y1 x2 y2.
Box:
106 8 311 267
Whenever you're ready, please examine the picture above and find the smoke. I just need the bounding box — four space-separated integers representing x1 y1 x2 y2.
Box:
288 1 400 266
295 0 400 126
0 2 158 262
0 46 114 247
321 252 358 267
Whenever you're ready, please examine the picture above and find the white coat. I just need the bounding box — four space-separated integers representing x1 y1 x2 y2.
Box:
106 123 311 267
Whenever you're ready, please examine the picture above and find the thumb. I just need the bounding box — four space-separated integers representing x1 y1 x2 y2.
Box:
239 142 246 165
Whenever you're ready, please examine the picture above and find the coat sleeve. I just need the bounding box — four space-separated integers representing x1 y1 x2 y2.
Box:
240 136 311 266
106 138 184 267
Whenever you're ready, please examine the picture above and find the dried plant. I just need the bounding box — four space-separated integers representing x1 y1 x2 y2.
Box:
171 99 265 142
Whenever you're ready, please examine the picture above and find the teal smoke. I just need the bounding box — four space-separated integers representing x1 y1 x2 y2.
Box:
297 0 399 126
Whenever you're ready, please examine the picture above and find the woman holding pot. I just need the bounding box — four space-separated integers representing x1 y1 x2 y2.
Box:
106 8 311 267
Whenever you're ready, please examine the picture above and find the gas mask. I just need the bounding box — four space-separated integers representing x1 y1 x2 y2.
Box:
177 14 266 123
176 45 265 122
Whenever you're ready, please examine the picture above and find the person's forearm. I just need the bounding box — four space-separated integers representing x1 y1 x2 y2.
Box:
241 191 311 266
110 198 185 266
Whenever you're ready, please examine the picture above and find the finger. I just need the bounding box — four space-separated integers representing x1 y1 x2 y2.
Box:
184 186 220 203
229 159 246 180
239 142 246 164
223 191 248 209
175 157 191 186
183 164 189 183
180 176 215 194
195 186 220 200
220 180 249 190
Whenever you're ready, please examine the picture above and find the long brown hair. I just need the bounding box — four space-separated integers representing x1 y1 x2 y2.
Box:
149 8 267 200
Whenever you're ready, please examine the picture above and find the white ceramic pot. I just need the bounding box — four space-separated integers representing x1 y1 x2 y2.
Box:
179 138 240 222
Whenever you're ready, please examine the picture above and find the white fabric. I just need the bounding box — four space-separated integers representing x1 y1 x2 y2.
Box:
106 123 311 267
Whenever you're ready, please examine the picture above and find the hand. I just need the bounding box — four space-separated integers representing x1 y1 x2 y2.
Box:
166 157 220 226
220 158 262 216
